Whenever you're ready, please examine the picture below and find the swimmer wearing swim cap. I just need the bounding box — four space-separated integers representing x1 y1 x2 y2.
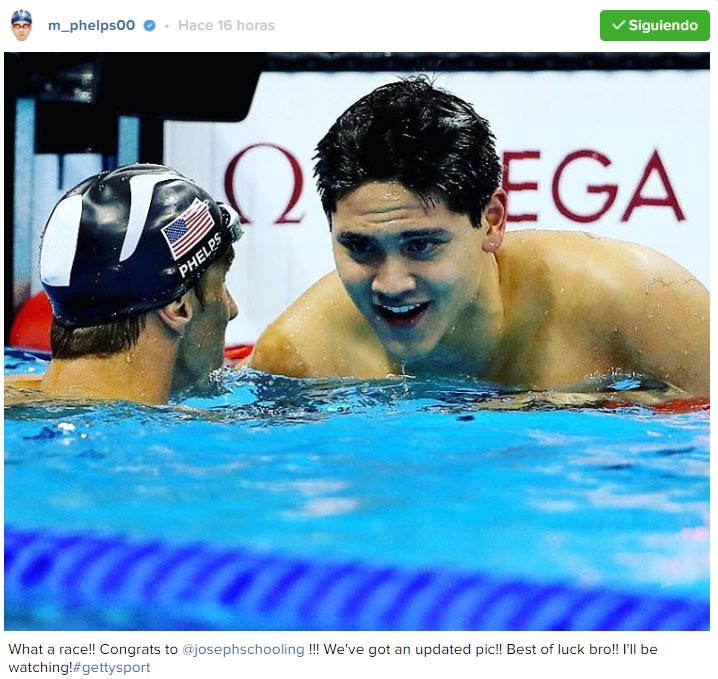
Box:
6 164 242 405
251 76 709 400
11 10 32 41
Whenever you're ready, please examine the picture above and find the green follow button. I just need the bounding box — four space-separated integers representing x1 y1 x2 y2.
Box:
600 10 710 40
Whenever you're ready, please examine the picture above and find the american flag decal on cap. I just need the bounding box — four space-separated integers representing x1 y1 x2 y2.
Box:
161 198 215 260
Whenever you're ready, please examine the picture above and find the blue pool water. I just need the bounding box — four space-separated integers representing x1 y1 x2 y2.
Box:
4 350 709 630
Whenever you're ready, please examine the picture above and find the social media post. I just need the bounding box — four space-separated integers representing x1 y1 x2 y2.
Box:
3 1 716 677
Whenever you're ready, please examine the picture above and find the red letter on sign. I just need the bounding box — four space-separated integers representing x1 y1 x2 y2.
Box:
502 151 540 223
224 143 305 225
621 150 685 222
552 150 618 223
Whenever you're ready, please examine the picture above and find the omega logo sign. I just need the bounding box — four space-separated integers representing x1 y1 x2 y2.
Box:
223 144 685 226
224 143 305 225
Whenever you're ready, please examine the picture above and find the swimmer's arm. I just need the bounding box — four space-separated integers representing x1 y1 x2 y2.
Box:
4 373 45 388
478 386 690 410
230 353 253 369
619 250 709 397
249 326 311 378
4 375 46 405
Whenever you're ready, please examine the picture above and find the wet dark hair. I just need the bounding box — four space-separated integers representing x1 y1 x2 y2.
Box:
314 75 502 227
50 314 148 359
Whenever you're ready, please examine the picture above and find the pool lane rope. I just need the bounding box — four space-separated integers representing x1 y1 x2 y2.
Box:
5 525 708 631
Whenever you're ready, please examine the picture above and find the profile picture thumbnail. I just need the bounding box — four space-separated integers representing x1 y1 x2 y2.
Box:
11 9 32 41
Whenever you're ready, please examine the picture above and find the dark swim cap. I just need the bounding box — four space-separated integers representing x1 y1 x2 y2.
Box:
40 164 242 328
11 10 32 24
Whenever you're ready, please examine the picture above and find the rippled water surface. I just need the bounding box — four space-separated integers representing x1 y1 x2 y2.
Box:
5 351 709 600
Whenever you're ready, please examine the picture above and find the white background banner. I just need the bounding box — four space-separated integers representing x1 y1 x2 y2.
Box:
166 67 708 345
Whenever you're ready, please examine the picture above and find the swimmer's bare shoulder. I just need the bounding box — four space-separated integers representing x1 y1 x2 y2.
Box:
250 272 393 378
508 230 709 396
616 237 708 396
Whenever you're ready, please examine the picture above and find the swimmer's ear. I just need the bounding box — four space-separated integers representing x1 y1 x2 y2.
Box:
481 188 507 254
156 295 193 337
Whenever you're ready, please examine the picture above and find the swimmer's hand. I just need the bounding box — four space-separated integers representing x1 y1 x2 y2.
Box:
4 375 46 405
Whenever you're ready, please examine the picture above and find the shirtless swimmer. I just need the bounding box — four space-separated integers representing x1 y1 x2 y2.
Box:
250 77 708 399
